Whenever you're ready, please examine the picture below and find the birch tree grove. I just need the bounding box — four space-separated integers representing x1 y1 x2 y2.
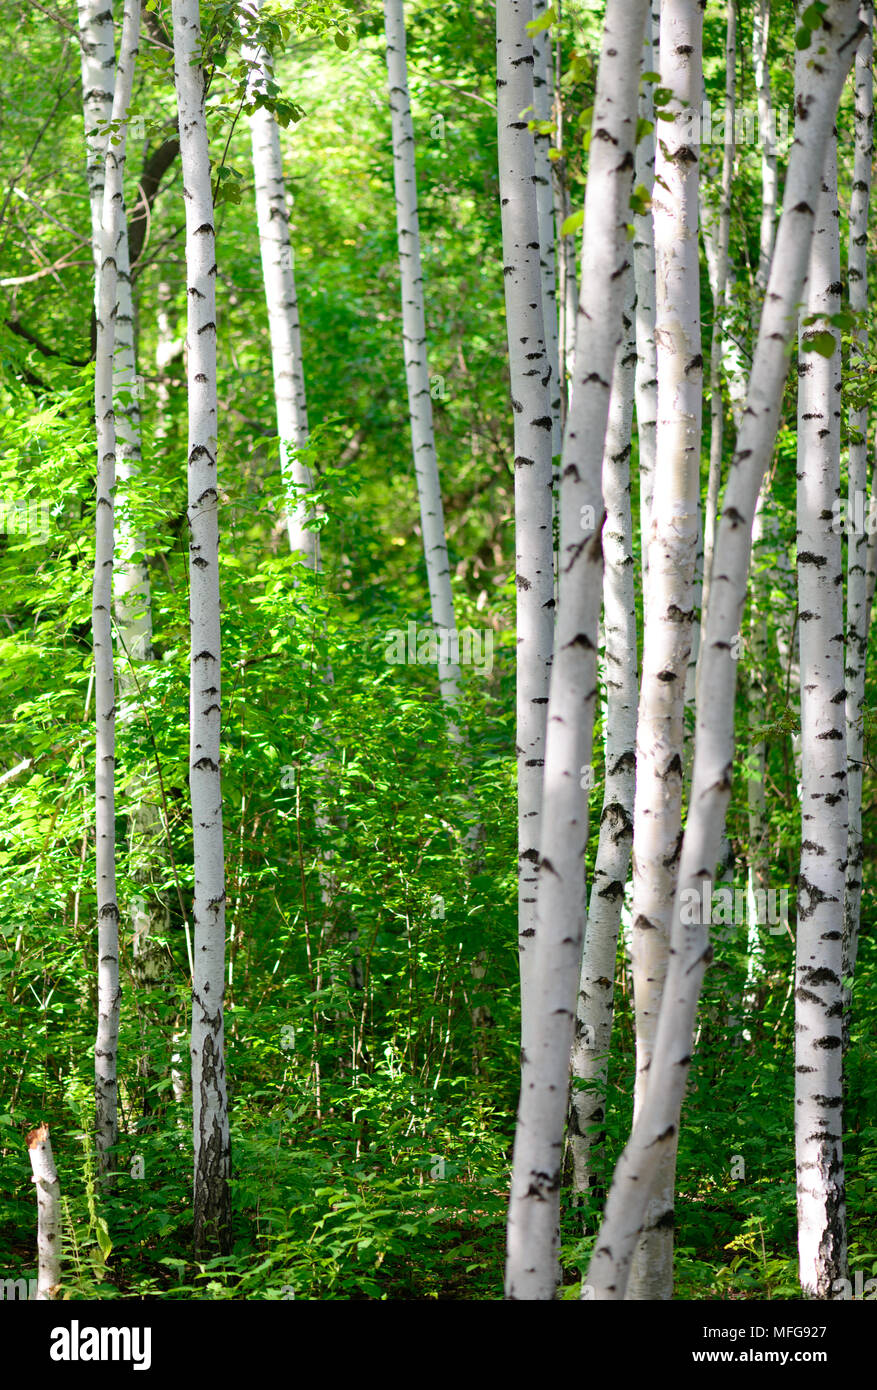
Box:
6 0 877 1322
505 0 650 1300
172 0 230 1253
587 0 865 1300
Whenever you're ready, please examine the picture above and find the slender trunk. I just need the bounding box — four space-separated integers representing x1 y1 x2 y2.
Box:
532 0 561 454
634 4 659 588
495 0 555 1066
754 0 779 296
843 18 872 1046
550 6 576 418
742 492 770 1027
91 0 140 1176
740 0 780 1039
26 1124 61 1300
568 262 637 1203
627 0 703 1302
385 0 461 707
795 129 848 1299
586 0 863 1301
700 8 736 643
172 0 231 1254
505 0 650 1300
242 0 317 564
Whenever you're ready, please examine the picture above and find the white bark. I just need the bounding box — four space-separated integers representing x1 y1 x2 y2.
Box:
78 0 168 1121
172 0 231 1252
627 0 703 1302
569 263 637 1201
532 0 561 453
700 9 735 640
385 0 460 706
549 19 576 416
26 1124 61 1299
241 0 317 565
795 129 848 1299
754 0 779 295
91 0 140 1175
742 493 770 1023
634 5 659 586
844 19 872 1043
496 0 555 1063
586 0 864 1300
504 0 650 1300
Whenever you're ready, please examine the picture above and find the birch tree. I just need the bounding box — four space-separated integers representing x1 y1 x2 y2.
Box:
843 14 872 1045
700 6 735 632
495 0 554 1061
795 128 848 1299
568 263 637 1203
241 0 317 566
26 1124 62 1299
384 0 460 708
754 0 779 295
633 5 659 584
586 0 864 1300
91 0 140 1175
626 0 703 1302
78 0 170 1122
532 0 561 453
504 0 650 1300
172 0 231 1253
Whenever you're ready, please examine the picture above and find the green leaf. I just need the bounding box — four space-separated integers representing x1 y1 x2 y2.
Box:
802 330 837 358
630 184 652 217
525 4 556 36
334 32 350 50
802 2 828 29
560 209 584 237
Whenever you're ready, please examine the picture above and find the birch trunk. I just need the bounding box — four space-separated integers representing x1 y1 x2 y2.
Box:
741 0 781 1035
385 0 461 708
795 129 848 1299
754 0 779 295
549 17 576 416
634 5 659 587
700 8 735 638
568 262 637 1203
26 1124 61 1300
496 0 555 1064
172 0 231 1253
532 0 561 454
627 0 703 1302
91 0 140 1176
843 19 872 1045
241 0 317 565
504 0 650 1300
586 0 863 1300
78 0 169 1123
